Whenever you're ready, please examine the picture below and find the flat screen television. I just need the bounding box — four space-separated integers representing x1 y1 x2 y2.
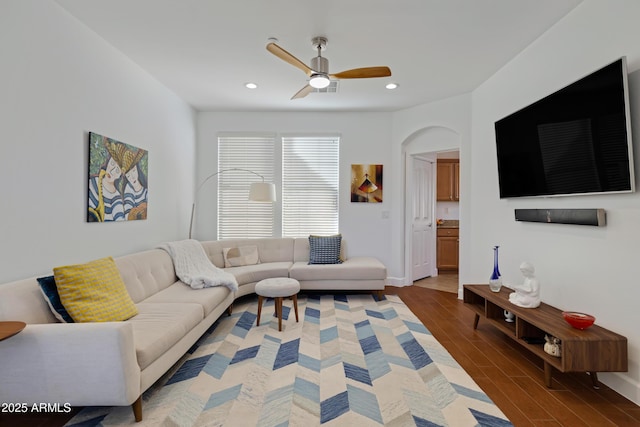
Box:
495 57 635 198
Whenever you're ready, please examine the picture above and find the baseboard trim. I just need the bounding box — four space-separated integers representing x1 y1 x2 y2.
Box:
386 277 410 287
600 372 640 406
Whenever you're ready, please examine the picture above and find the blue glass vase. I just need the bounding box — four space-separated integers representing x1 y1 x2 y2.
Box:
489 245 502 292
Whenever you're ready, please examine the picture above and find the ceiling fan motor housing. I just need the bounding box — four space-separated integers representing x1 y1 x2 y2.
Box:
311 56 329 74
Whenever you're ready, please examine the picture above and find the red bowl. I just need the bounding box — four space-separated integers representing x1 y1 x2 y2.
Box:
562 312 595 330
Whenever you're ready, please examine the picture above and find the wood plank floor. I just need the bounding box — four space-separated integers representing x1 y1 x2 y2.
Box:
3 284 638 426
391 285 640 427
412 272 459 293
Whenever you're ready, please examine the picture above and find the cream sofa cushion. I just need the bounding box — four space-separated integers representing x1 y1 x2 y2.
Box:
130 302 203 370
224 262 292 286
114 249 178 303
202 238 295 268
289 257 386 281
143 282 231 317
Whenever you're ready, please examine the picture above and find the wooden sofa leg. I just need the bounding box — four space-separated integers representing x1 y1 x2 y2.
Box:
132 395 143 422
227 304 233 316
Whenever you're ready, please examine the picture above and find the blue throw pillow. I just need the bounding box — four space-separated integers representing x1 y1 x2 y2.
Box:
308 234 343 264
37 275 74 323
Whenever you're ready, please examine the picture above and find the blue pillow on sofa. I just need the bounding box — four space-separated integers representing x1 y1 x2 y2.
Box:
37 275 74 323
308 234 343 264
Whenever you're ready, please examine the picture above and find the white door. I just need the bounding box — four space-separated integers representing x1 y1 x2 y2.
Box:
411 157 436 280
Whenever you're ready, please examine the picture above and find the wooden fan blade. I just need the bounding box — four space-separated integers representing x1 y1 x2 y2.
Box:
291 84 313 100
267 43 313 76
330 66 391 79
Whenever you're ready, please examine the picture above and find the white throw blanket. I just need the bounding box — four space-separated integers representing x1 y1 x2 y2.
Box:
159 239 238 292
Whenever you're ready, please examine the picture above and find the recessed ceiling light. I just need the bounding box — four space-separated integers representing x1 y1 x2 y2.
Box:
245 82 258 89
386 83 398 90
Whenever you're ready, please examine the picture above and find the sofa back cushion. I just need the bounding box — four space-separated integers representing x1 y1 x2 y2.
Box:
202 238 295 268
114 249 178 303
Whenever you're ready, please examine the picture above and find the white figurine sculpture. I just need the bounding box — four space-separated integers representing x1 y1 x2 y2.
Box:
508 261 541 308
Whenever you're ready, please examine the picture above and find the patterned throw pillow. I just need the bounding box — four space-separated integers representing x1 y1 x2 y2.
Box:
308 234 343 264
223 245 260 268
53 256 138 322
37 275 75 323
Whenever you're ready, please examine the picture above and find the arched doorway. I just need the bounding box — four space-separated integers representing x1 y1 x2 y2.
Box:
402 126 460 285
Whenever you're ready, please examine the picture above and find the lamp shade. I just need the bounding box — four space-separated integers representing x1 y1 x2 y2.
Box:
249 182 277 202
189 168 277 238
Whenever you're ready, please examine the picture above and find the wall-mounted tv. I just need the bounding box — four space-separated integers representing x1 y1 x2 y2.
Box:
495 57 635 198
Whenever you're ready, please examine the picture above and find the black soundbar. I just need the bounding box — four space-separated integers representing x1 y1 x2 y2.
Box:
514 209 606 227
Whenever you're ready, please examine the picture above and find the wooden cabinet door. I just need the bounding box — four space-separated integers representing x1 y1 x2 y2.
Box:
453 161 460 201
436 160 459 201
437 236 459 270
437 228 459 271
436 162 454 201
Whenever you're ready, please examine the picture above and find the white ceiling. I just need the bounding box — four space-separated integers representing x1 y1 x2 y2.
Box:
55 0 582 112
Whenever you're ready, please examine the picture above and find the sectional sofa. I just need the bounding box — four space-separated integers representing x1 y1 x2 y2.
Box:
0 237 386 422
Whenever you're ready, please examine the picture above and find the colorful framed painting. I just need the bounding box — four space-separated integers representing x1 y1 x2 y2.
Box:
87 132 149 222
351 164 383 203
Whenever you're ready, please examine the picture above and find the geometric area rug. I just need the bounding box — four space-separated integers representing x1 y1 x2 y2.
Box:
65 294 513 426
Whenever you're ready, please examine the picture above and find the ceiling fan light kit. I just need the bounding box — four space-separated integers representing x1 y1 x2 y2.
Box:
266 36 392 99
309 74 331 88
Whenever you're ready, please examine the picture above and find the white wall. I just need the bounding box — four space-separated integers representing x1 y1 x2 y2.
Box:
196 112 393 267
0 1 196 283
468 0 640 404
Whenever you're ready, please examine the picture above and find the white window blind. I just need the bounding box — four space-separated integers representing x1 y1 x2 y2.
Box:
217 135 275 239
282 136 339 237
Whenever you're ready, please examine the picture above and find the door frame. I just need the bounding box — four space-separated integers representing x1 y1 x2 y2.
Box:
409 154 437 281
401 125 461 287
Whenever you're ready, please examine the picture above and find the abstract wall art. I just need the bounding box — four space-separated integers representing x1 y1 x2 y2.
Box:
87 132 148 222
351 164 383 203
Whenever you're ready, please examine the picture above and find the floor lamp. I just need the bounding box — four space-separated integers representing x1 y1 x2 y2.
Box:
188 168 276 239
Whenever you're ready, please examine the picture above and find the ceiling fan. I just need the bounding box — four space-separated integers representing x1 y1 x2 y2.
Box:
266 36 392 100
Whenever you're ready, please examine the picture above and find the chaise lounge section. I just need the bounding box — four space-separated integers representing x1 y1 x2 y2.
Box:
201 237 386 299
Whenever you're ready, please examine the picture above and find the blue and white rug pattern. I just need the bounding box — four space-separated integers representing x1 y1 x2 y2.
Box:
66 294 513 426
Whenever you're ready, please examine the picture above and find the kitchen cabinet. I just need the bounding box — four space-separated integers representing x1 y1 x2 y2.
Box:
436 159 460 201
437 227 459 271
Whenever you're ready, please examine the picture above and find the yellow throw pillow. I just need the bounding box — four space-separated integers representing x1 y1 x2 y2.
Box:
53 256 138 322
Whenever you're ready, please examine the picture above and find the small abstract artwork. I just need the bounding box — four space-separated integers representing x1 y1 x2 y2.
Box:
87 132 148 222
351 164 383 202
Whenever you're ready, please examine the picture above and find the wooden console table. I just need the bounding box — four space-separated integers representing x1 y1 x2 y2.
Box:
463 284 627 388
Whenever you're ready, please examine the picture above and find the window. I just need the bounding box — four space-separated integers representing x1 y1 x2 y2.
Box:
282 135 339 237
217 134 339 238
217 135 275 239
